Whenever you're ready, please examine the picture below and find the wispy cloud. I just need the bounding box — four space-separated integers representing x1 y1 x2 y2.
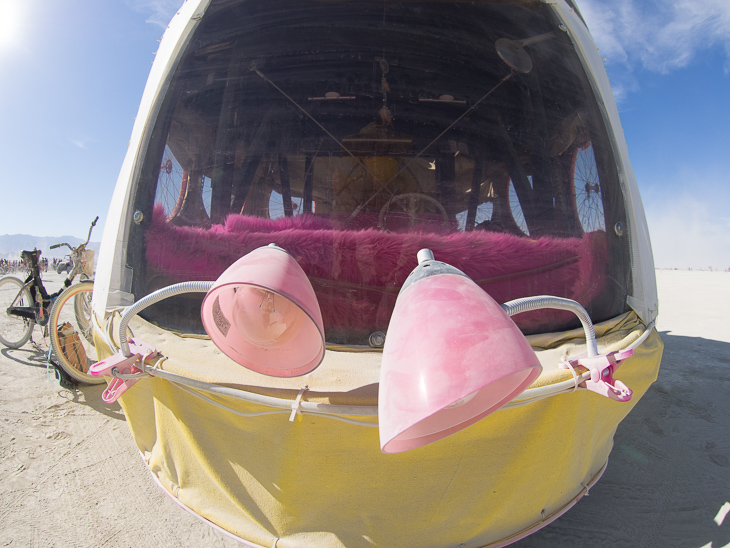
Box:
580 0 730 76
126 0 182 29
70 138 88 150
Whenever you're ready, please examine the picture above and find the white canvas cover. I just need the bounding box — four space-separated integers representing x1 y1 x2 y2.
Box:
89 2 663 545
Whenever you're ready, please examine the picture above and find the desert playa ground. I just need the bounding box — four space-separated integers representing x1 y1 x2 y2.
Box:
0 269 728 547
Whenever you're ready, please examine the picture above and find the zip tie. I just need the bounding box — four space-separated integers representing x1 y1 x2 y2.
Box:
564 360 579 393
290 386 309 422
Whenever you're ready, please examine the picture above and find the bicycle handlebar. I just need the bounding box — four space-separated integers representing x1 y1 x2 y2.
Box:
51 217 98 254
85 217 99 246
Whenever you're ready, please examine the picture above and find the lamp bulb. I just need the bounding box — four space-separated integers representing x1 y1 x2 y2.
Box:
231 286 305 348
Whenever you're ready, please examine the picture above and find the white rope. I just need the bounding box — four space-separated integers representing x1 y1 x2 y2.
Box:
167 379 379 428
103 283 655 426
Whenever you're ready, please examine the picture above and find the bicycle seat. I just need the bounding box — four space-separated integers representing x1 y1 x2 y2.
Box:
21 249 41 264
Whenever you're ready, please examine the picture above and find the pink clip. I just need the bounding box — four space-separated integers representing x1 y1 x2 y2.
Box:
89 339 157 404
560 349 634 402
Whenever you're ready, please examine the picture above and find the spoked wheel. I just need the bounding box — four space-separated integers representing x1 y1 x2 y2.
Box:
0 276 34 349
378 193 449 230
507 181 529 236
155 147 212 226
571 143 605 233
73 284 94 345
49 281 104 385
157 148 189 222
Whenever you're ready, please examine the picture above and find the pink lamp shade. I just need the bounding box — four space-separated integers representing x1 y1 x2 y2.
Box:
201 244 325 377
379 250 542 453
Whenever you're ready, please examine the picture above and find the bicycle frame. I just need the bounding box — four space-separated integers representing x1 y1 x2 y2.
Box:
10 251 60 326
6 217 98 327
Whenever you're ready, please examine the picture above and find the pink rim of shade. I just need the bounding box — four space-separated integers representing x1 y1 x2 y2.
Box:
201 245 325 377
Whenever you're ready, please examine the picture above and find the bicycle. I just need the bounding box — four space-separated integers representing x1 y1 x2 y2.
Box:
0 217 102 385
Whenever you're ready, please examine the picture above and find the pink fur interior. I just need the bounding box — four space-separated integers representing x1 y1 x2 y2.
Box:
145 205 607 335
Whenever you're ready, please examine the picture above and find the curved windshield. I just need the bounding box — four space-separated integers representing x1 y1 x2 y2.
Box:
129 0 630 344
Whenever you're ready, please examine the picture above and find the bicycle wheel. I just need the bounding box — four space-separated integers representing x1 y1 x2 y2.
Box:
570 143 605 233
73 285 93 344
155 146 212 225
49 281 104 385
0 276 34 349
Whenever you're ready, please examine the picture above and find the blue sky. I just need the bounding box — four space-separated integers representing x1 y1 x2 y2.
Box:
0 0 728 269
580 0 730 270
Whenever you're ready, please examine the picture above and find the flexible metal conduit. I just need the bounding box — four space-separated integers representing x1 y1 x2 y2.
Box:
501 296 598 357
110 284 628 424
119 281 213 356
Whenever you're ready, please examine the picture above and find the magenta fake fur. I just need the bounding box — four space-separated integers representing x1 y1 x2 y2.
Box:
145 205 607 334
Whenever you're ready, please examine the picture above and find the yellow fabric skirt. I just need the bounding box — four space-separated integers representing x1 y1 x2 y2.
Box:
98 311 662 547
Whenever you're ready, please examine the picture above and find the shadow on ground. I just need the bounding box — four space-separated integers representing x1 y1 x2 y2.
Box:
1 343 125 420
1 345 49 369
514 332 730 547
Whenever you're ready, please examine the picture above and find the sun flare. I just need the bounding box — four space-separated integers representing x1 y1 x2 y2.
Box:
0 0 23 51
